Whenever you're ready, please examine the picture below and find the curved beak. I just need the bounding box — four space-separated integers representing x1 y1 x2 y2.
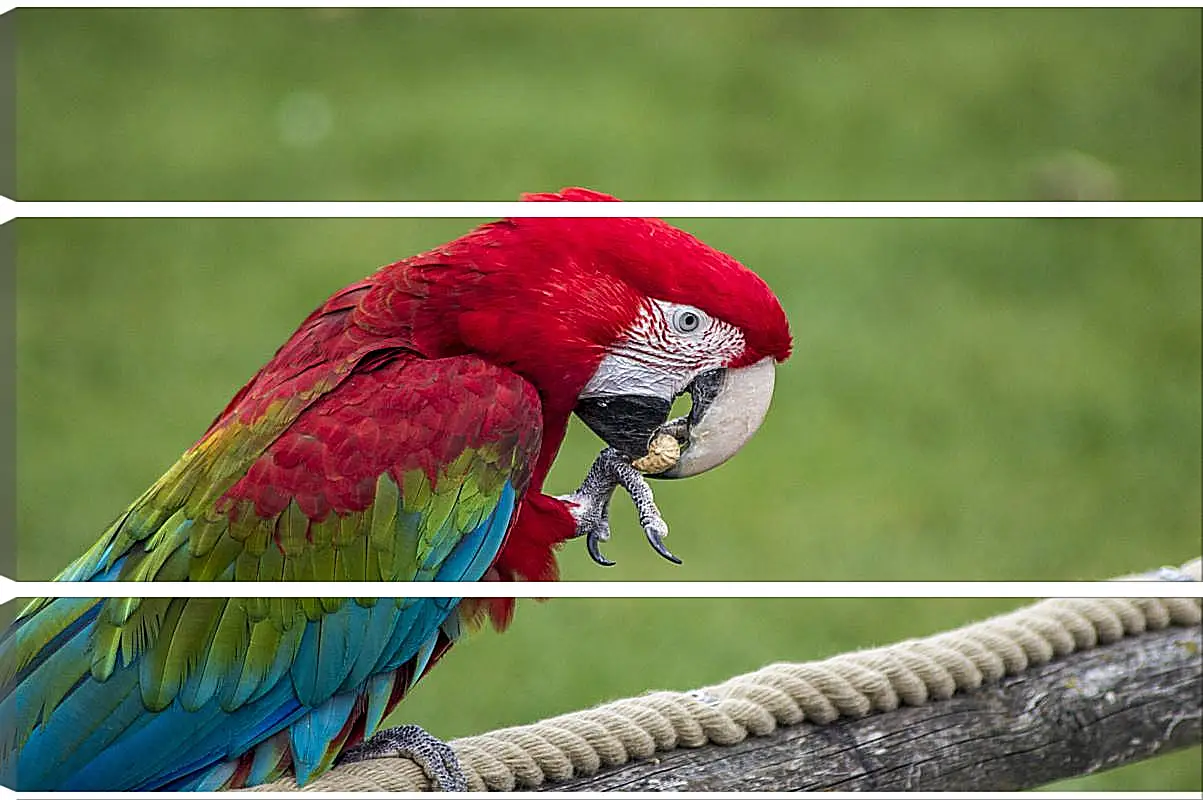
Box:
658 356 776 478
574 356 777 478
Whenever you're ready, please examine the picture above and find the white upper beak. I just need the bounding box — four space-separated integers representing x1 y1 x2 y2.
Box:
661 356 776 478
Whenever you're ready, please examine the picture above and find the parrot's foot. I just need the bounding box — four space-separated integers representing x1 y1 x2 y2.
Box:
558 452 619 566
339 724 467 792
558 448 679 567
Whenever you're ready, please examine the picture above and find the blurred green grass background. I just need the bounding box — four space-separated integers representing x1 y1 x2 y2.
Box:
12 6 1202 791
15 217 1202 789
17 8 1202 200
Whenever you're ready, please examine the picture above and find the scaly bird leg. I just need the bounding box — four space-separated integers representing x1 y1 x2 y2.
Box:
558 448 680 567
558 449 620 566
338 724 467 792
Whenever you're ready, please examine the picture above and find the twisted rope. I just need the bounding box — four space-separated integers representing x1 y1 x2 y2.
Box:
257 559 1202 792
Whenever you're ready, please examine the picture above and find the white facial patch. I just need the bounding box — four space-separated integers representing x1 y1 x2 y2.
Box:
580 299 745 401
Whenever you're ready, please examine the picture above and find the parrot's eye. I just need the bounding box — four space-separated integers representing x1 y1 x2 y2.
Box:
672 307 708 335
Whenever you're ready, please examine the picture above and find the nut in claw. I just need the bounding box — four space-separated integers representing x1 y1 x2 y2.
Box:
631 432 682 475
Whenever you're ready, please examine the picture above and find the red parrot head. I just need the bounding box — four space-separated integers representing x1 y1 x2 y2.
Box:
368 187 792 480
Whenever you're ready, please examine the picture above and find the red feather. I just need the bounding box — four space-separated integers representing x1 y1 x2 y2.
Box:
196 188 789 630
219 355 542 521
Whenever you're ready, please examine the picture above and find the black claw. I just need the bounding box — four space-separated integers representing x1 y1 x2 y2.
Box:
645 530 682 565
587 534 616 567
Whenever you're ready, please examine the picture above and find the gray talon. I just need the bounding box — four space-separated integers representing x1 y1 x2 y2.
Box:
558 448 680 566
558 454 619 567
610 455 680 566
644 523 681 565
586 531 616 567
339 724 467 792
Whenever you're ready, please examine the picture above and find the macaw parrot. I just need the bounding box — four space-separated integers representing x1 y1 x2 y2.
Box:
0 188 792 791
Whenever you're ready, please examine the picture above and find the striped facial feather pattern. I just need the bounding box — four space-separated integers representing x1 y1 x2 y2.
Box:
581 298 746 401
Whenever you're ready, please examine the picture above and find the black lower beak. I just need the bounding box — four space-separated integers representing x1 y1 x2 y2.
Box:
574 395 672 461
574 369 729 466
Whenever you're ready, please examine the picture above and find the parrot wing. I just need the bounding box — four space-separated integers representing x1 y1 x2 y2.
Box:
0 352 544 790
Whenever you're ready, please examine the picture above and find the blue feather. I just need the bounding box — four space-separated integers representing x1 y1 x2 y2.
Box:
292 609 357 706
361 672 396 740
436 481 515 584
289 691 357 785
2 472 520 790
337 600 401 695
245 731 291 787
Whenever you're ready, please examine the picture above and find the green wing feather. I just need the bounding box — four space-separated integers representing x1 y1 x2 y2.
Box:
6 353 541 755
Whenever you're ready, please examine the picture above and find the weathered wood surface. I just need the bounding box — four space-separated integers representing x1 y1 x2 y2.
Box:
544 626 1202 791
